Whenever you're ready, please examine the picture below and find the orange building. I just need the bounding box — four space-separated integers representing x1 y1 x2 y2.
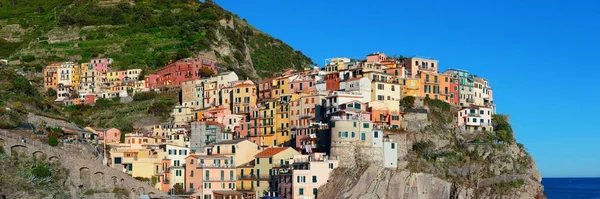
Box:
419 71 442 100
43 63 60 89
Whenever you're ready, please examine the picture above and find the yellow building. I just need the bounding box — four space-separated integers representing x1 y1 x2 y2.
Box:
253 147 300 198
249 99 277 147
109 147 167 179
274 100 291 146
270 76 291 100
236 160 258 194
402 78 421 98
371 80 402 101
232 83 257 114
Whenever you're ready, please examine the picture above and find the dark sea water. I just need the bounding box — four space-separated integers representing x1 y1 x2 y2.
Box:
543 178 600 199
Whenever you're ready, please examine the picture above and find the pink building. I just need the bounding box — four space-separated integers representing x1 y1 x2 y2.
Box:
289 74 315 94
92 127 121 144
276 153 339 199
90 58 112 73
145 57 217 89
185 154 237 199
366 52 387 62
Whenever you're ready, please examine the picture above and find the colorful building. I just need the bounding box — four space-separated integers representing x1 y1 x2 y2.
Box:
253 147 300 198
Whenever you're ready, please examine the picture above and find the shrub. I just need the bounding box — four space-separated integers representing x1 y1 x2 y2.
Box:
400 96 415 108
47 88 57 97
48 136 59 146
32 164 52 178
412 140 435 156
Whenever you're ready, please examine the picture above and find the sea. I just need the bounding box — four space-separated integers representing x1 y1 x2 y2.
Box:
543 178 600 199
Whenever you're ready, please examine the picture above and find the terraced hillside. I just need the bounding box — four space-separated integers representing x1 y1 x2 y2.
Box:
0 0 313 79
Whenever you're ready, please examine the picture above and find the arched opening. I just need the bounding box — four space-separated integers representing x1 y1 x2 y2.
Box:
79 167 91 189
93 172 105 189
10 145 27 156
32 151 46 161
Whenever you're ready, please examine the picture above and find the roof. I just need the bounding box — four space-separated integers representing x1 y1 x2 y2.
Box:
237 160 256 168
255 147 292 157
213 139 247 145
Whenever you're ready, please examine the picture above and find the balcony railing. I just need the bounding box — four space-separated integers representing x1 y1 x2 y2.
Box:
300 114 314 119
197 164 236 169
237 175 271 180
204 178 236 182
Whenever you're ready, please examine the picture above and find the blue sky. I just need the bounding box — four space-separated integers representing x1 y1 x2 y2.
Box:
217 0 600 177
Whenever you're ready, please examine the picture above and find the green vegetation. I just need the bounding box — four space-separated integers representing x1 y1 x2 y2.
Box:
1 0 312 79
400 96 415 108
493 114 515 143
424 97 454 125
0 151 71 198
46 88 56 98
48 136 58 146
0 70 61 127
412 140 435 157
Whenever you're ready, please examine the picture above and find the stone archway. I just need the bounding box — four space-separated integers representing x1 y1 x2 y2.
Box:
48 156 60 164
137 187 145 194
32 151 46 161
79 167 91 189
93 172 105 190
10 145 27 156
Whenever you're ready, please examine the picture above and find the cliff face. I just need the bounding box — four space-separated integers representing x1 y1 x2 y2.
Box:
319 99 545 199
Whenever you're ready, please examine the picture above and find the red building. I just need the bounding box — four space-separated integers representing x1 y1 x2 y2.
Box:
449 75 460 105
145 57 217 89
325 73 340 91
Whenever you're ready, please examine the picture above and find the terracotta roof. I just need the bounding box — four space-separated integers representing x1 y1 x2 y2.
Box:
255 147 292 157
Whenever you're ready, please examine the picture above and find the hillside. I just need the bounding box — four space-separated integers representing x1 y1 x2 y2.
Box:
318 98 545 199
0 0 313 79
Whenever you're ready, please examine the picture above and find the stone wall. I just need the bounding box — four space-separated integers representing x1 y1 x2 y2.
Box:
0 130 169 199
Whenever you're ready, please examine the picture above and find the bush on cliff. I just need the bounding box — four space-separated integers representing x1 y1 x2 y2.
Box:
400 96 415 108
48 136 59 146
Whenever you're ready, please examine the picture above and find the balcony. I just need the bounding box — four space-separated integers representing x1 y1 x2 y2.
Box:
404 85 419 90
237 174 271 180
276 127 288 132
466 98 475 103
300 114 314 119
204 178 236 182
197 164 236 169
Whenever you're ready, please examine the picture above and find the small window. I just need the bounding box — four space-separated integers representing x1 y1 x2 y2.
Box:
312 176 317 183
363 123 369 128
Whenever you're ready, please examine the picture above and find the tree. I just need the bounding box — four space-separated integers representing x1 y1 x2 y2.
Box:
199 67 215 77
47 88 57 97
172 183 186 195
176 48 193 60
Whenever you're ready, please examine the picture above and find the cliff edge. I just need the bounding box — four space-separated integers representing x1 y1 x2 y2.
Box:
318 98 545 199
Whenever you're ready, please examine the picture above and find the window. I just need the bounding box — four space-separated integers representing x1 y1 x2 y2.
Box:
361 133 366 141
353 122 357 127
191 170 194 177
391 143 396 149
114 157 122 164
205 170 209 180
299 188 304 195
269 157 273 164
391 85 395 91
377 84 384 90
374 131 379 138
313 188 318 195
191 159 194 164
220 170 225 180
377 95 384 100
363 123 369 128
230 171 234 180
256 158 260 164
329 163 334 169
480 110 484 115
312 176 317 183
351 132 355 138
392 116 400 121
190 183 194 189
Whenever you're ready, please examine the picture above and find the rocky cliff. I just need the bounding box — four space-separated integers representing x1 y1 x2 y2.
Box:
318 98 545 199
